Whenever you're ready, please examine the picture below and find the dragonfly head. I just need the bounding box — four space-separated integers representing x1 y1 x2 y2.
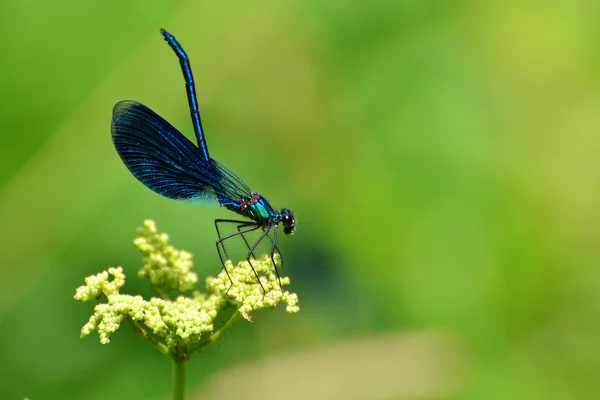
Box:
281 209 296 236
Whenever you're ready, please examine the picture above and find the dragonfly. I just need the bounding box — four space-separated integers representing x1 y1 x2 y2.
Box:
111 28 296 292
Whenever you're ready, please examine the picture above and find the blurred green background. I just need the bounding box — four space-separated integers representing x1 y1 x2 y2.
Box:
1 0 599 399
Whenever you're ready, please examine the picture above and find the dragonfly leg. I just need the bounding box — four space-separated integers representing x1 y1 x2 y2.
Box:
265 230 283 266
261 227 283 290
214 219 254 263
246 225 281 294
236 223 257 259
269 225 283 290
215 219 263 293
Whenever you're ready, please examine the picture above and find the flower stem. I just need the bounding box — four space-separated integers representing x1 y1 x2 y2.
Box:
191 310 241 354
127 318 170 357
173 356 186 400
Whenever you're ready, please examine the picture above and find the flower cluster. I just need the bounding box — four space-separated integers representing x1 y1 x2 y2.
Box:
74 219 299 353
208 254 300 319
134 219 198 294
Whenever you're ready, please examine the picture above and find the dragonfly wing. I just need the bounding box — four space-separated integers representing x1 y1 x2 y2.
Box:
112 100 223 204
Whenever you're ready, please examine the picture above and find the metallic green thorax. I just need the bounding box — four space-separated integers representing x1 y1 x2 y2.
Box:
241 195 279 224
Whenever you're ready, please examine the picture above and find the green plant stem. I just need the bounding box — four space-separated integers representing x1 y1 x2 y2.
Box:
127 318 170 357
173 356 186 400
190 309 241 354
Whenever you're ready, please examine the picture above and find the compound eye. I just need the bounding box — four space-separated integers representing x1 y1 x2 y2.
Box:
281 209 296 235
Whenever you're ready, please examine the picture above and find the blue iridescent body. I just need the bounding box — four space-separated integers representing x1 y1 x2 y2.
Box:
111 29 296 290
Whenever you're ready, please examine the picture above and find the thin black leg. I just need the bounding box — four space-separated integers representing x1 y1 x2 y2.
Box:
245 225 276 294
214 219 263 292
236 223 256 258
269 225 283 290
214 219 254 261
214 219 283 294
264 230 283 266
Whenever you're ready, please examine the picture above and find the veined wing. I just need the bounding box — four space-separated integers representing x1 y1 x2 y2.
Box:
111 100 252 206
